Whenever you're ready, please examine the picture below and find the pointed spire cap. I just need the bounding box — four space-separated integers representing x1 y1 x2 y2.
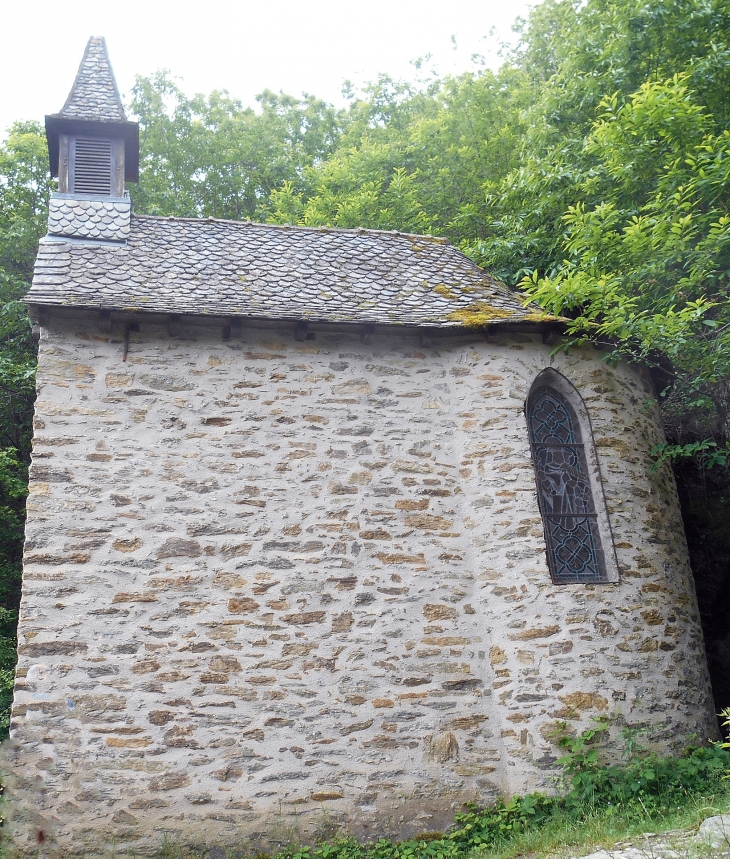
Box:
59 36 127 122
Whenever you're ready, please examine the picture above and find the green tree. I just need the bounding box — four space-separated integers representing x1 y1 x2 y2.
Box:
469 0 730 285
525 75 730 445
130 72 346 221
0 121 51 729
269 67 529 245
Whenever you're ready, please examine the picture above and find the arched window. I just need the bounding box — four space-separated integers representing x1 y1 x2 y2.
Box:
526 370 616 585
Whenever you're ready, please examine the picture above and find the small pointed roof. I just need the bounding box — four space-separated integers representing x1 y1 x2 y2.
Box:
59 37 126 122
45 36 139 182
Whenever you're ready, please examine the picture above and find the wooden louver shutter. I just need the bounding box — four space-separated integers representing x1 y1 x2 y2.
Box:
71 137 113 195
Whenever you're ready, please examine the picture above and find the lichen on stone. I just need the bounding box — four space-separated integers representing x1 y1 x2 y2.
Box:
447 301 515 327
522 310 561 323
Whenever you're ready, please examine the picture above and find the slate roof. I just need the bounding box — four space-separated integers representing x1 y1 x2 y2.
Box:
57 37 126 123
48 196 131 242
29 215 552 328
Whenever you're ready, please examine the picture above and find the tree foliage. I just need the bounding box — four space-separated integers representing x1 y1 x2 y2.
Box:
0 121 50 728
486 0 730 447
526 77 730 441
130 72 345 220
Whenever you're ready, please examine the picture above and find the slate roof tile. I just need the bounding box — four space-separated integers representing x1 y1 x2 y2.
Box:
48 196 131 241
28 215 553 328
57 37 126 122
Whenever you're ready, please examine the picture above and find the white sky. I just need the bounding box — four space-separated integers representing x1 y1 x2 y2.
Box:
2 0 536 136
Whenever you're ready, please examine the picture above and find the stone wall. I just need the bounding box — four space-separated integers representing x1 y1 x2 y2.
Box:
5 312 717 857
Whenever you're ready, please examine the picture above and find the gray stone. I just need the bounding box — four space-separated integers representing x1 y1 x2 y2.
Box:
696 814 730 848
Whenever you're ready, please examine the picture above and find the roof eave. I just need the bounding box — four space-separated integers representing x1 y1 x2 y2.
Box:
25 298 560 332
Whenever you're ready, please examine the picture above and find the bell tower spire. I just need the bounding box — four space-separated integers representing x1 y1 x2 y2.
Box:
44 37 138 242
59 35 127 124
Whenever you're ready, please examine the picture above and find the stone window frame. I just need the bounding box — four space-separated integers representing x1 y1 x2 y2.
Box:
526 368 619 585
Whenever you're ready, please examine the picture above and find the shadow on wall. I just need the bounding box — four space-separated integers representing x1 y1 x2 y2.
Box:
675 460 730 727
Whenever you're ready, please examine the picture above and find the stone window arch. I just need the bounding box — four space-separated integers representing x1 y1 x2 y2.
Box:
526 368 619 585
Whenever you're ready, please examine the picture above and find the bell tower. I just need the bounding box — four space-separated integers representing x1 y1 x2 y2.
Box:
44 37 139 242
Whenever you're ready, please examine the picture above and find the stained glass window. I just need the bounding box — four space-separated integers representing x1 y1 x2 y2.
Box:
527 385 607 584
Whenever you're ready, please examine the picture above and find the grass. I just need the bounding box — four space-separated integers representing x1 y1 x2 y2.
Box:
465 788 730 858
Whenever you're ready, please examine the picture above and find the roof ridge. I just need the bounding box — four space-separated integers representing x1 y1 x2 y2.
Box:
57 36 127 123
130 214 451 244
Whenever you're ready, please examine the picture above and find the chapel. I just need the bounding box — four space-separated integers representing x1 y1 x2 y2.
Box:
5 36 718 858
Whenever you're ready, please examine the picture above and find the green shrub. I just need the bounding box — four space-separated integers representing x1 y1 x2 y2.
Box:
557 718 729 814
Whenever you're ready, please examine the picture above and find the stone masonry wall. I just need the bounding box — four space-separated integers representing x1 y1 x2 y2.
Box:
5 312 717 857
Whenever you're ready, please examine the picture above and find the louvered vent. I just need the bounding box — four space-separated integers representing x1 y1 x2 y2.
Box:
72 138 112 195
